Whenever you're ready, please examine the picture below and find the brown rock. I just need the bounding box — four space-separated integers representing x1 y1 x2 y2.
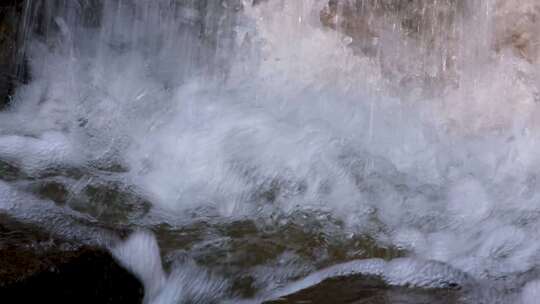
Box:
319 1 465 97
493 0 540 63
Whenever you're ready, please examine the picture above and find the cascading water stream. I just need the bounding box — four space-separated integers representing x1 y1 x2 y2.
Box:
2 0 540 303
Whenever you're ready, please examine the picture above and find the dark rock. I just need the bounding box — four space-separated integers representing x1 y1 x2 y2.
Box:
0 0 28 110
0 159 25 181
0 215 144 304
35 179 69 205
25 177 152 225
263 274 460 304
73 181 151 224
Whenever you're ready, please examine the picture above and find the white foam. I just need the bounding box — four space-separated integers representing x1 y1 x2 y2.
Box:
151 262 230 304
113 231 231 304
522 280 540 304
113 231 166 303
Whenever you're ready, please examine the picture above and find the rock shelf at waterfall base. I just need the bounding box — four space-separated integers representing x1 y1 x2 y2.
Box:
0 215 144 303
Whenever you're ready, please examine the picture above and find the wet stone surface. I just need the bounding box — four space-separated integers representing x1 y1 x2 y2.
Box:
153 214 406 300
263 274 461 304
0 214 144 304
0 158 465 303
0 0 26 110
0 159 24 181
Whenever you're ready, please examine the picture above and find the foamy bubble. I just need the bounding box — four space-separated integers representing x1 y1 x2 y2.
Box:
446 177 492 223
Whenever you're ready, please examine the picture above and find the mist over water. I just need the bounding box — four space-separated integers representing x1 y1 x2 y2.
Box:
3 0 540 302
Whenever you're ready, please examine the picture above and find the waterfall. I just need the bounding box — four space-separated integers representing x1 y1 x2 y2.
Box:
2 0 540 302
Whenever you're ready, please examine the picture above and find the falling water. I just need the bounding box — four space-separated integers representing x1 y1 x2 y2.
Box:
2 0 540 303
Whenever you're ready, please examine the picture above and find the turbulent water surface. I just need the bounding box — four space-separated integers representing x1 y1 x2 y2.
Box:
2 0 540 303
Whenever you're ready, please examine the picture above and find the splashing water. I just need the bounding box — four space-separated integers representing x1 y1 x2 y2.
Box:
3 0 540 302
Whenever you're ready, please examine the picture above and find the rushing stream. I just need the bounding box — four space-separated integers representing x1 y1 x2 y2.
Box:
2 0 540 303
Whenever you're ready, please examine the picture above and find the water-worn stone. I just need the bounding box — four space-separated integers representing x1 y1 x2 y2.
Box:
0 215 144 304
264 274 460 304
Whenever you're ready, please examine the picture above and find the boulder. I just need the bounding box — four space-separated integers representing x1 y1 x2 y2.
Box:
0 214 144 303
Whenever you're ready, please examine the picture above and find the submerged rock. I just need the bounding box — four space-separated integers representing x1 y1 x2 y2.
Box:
0 215 144 303
263 275 460 304
264 258 471 304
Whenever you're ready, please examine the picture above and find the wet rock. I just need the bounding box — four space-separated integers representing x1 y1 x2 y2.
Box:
320 0 463 97
263 274 460 304
0 159 25 181
264 258 472 304
493 0 540 63
79 182 151 222
35 179 69 204
0 157 151 225
319 0 540 100
0 215 144 303
0 0 27 110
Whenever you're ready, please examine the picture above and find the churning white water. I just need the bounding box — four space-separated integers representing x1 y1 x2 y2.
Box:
3 0 540 302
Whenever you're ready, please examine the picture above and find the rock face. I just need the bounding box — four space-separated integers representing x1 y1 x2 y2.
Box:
0 0 26 110
493 0 540 63
0 215 144 303
320 0 464 97
318 0 540 98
